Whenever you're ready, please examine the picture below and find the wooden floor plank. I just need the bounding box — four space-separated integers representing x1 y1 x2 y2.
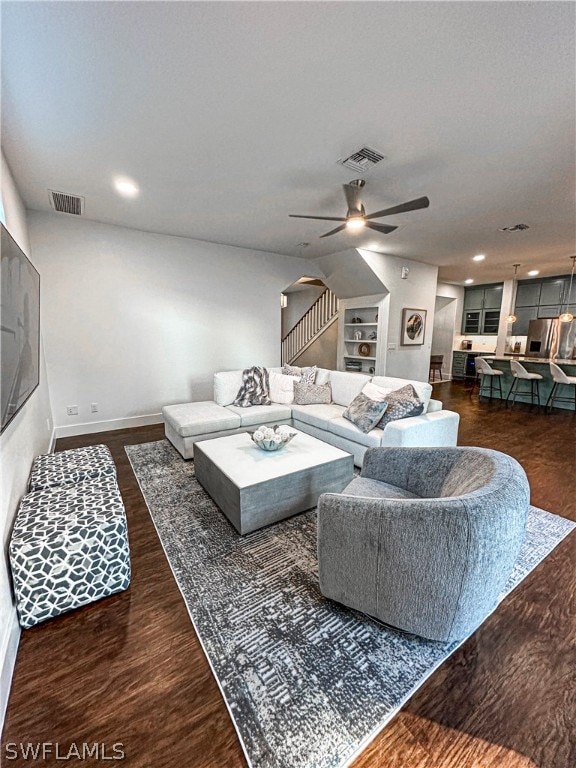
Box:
2 383 575 767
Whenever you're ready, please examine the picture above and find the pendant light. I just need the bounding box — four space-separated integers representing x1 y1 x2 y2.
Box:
559 256 576 323
506 264 520 323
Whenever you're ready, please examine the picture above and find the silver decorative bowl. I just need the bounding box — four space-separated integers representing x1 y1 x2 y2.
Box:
249 426 297 452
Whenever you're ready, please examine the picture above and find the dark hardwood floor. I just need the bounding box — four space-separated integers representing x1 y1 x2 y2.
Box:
3 382 575 767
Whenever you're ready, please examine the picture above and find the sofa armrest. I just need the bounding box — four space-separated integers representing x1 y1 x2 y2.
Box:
381 410 460 448
427 398 443 413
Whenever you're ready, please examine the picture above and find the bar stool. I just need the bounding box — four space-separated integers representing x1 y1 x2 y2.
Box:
429 355 444 382
506 360 543 410
472 357 504 400
546 362 576 413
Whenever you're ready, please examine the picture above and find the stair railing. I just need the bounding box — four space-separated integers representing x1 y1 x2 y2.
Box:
281 288 339 365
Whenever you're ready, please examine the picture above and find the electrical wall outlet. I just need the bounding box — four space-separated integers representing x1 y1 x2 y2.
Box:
91 403 98 413
66 405 79 416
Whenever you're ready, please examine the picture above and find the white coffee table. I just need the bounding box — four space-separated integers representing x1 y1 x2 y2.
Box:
194 429 354 534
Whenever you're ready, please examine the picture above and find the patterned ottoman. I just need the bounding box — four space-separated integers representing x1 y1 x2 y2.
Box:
28 444 116 492
10 476 131 628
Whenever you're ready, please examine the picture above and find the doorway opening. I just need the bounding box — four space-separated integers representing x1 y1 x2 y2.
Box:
281 278 338 368
430 295 457 383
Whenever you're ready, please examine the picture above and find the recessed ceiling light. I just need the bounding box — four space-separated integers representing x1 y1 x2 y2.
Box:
527 269 539 276
114 177 139 197
464 278 474 284
473 254 485 261
345 217 366 230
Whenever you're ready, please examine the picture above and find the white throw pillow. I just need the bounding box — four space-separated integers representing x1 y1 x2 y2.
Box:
269 371 300 404
362 381 390 402
214 370 244 406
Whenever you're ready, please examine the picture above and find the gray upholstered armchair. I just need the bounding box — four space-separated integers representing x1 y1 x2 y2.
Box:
317 447 529 643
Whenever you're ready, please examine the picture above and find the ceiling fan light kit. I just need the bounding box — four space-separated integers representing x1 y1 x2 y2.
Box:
289 179 430 239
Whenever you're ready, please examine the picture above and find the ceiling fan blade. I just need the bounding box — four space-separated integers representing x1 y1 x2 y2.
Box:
343 184 363 215
289 214 346 222
320 224 347 238
366 222 398 235
365 196 430 220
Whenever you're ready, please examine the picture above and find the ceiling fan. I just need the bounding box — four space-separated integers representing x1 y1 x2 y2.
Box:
289 179 430 238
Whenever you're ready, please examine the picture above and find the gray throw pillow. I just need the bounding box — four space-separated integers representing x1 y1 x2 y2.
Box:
293 381 332 405
282 364 317 385
377 384 424 428
342 392 388 434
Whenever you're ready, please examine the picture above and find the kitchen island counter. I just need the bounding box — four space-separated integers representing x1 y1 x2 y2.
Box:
489 356 576 365
472 357 576 410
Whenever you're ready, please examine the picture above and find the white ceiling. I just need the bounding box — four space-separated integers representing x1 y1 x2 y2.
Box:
2 1 575 284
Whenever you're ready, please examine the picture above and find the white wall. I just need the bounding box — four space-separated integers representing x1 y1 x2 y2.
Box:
28 212 320 435
314 248 384 299
431 296 457 378
358 250 439 382
293 320 338 370
436 281 464 324
435 282 464 375
0 153 53 732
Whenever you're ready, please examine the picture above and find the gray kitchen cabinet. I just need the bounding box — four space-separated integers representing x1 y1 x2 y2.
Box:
483 285 504 310
539 279 565 306
511 307 538 336
463 288 485 311
538 305 562 318
462 283 503 334
513 275 575 328
515 282 541 307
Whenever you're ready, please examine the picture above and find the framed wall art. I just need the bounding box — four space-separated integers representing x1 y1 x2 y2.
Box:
401 308 427 346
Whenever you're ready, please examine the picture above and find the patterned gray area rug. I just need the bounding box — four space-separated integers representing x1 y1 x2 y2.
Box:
125 440 575 768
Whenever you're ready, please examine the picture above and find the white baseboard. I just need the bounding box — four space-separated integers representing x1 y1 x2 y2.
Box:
54 412 163 439
0 608 21 738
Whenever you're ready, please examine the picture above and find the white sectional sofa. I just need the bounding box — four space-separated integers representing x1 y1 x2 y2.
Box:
162 367 460 466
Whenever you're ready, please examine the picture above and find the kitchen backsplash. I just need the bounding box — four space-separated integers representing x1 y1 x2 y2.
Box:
506 336 528 354
454 334 499 351
454 333 528 354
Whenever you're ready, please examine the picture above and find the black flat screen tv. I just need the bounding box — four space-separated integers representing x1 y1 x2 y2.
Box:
1 222 40 432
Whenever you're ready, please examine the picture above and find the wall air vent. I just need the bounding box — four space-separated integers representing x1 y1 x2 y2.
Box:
337 146 385 173
499 223 530 232
48 190 84 215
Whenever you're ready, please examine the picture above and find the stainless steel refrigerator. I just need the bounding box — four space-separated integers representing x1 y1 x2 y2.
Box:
526 318 576 359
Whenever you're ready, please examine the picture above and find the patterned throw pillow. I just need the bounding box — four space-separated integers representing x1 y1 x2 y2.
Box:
342 392 388 434
282 364 317 385
376 384 424 428
293 381 332 405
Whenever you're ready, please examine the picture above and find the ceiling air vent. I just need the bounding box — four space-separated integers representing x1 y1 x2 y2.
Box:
48 190 84 215
337 146 385 173
499 223 530 232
